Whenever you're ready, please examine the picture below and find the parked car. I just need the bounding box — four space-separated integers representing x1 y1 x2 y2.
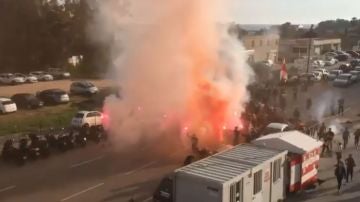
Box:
299 73 320 82
0 98 17 114
328 69 343 80
339 63 353 73
324 58 338 66
71 111 103 128
37 89 70 105
47 68 71 80
333 74 353 87
335 54 350 61
346 51 360 58
70 81 99 95
14 73 38 83
313 68 330 79
349 70 360 82
11 93 43 109
350 59 360 67
29 71 54 81
262 123 290 136
324 52 338 58
0 73 25 85
355 66 360 72
312 60 325 68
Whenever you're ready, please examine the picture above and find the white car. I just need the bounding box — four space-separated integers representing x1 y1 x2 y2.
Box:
71 111 103 128
334 74 353 87
0 73 25 85
14 73 38 83
314 69 330 79
70 81 99 95
0 98 17 114
324 58 338 66
328 70 343 80
262 123 290 136
312 60 325 68
29 71 54 81
312 71 323 81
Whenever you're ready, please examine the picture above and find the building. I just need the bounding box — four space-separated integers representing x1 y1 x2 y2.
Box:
174 144 288 202
252 131 323 192
241 32 280 63
278 38 341 62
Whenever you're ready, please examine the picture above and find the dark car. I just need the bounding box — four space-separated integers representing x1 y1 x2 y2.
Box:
350 59 360 67
37 89 70 105
335 54 350 61
346 51 360 58
11 93 43 109
153 175 174 202
339 63 353 73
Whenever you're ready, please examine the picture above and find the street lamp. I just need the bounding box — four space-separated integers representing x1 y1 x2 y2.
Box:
303 25 318 73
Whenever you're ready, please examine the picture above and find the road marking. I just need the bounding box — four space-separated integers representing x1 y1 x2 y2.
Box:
0 185 16 193
124 161 157 176
70 156 104 168
60 183 104 201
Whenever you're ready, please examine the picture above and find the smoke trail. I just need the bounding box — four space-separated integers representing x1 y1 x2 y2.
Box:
91 0 253 149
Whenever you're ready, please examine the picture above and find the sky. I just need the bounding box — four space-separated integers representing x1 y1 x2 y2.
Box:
229 0 360 24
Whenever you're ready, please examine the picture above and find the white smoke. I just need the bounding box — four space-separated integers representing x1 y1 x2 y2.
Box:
90 0 253 149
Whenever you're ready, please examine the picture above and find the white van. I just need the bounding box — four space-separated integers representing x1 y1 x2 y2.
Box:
0 98 17 114
71 111 103 128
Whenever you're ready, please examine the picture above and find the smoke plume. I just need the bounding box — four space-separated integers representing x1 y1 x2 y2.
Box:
92 0 253 149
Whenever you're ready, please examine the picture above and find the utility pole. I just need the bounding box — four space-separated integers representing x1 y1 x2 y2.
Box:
305 25 315 73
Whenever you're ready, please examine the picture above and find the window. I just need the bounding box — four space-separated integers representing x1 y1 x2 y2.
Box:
87 112 96 118
273 159 282 182
251 40 255 48
230 180 243 202
293 47 307 54
259 40 263 46
253 170 262 195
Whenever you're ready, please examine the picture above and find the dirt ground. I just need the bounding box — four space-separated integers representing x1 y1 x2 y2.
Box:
0 79 114 97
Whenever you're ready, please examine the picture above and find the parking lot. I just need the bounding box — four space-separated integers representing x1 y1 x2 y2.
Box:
0 79 115 137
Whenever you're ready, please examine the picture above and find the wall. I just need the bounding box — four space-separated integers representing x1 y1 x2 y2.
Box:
175 173 223 202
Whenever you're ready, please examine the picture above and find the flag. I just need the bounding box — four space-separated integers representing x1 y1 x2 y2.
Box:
280 59 288 81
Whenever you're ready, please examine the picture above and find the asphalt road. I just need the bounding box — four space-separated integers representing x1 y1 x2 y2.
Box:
0 140 187 202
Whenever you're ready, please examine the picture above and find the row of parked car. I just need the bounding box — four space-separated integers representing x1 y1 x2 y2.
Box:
0 81 99 114
0 68 70 85
1 125 107 166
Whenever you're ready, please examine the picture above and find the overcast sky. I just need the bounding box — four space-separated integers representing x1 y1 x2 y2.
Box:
228 0 359 24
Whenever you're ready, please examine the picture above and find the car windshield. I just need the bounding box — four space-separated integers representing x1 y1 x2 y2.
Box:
338 75 350 80
1 101 14 105
82 82 94 87
74 113 84 118
262 127 282 135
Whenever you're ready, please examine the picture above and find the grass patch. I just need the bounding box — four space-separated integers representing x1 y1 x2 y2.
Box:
0 105 78 136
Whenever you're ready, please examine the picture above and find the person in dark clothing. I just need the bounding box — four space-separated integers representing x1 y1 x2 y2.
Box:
326 128 335 151
334 160 346 193
306 98 312 110
318 123 326 140
345 154 356 182
233 126 240 146
190 134 199 154
354 129 360 150
293 108 300 120
343 128 350 149
338 98 345 116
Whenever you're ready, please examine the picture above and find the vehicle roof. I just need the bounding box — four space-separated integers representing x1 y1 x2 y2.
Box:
12 93 33 97
176 144 286 184
42 89 66 93
253 130 323 154
266 123 289 130
76 111 100 114
339 73 352 76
